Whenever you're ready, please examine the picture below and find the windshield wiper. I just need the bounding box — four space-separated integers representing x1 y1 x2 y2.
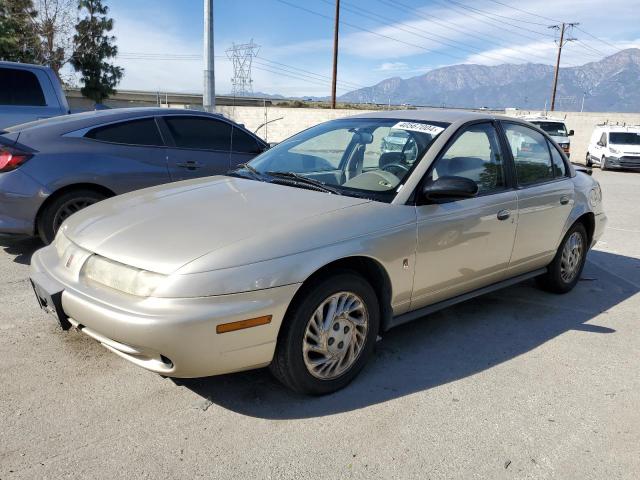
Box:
229 162 265 181
266 171 342 195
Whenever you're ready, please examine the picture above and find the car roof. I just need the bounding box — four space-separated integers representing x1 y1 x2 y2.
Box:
595 125 640 132
5 107 223 134
347 108 514 124
0 60 53 72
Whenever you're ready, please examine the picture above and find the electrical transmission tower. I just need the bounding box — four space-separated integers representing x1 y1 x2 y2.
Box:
226 40 260 97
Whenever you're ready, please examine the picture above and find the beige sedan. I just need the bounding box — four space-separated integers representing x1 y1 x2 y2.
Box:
30 110 606 394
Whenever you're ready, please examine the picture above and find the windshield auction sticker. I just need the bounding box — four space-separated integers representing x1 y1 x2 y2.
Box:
392 122 445 135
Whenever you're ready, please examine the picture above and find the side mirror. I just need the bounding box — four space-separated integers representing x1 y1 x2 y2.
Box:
568 130 574 136
268 142 279 148
422 176 479 202
597 141 604 147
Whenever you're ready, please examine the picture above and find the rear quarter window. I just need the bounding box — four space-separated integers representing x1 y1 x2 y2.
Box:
85 118 164 146
0 68 46 106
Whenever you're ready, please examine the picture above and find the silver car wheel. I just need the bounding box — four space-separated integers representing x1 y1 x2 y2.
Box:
560 231 584 283
302 291 369 380
52 197 99 231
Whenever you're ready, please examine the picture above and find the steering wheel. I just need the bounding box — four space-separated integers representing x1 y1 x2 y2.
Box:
381 162 410 177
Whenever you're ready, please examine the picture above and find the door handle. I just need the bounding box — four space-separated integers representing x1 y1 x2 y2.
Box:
560 195 570 205
497 209 511 221
176 160 203 170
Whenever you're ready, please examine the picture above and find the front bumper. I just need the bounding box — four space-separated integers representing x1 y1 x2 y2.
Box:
605 156 640 170
592 212 607 248
30 246 301 378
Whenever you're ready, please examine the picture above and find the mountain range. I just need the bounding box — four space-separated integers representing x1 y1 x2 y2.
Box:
338 49 640 112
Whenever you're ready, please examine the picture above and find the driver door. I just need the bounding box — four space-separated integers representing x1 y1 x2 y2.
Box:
410 121 518 310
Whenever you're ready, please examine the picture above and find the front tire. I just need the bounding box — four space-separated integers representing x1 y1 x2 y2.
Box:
37 189 107 244
585 153 593 167
536 223 588 294
270 272 380 395
601 155 608 171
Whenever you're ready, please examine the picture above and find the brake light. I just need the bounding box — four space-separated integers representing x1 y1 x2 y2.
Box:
0 148 32 172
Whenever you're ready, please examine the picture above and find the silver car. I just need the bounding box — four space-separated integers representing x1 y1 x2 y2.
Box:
0 108 267 243
30 110 606 395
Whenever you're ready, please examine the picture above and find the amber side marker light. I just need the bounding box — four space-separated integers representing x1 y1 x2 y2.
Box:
216 315 272 334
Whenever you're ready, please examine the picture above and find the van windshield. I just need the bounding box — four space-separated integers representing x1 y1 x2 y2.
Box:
610 132 640 145
532 122 568 137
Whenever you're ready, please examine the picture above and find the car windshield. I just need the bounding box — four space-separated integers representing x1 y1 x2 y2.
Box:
532 121 568 137
610 132 640 145
245 118 448 200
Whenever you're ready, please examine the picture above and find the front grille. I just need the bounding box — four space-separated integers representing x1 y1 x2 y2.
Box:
619 156 640 168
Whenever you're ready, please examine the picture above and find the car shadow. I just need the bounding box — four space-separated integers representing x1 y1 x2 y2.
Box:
0 235 42 265
177 250 638 419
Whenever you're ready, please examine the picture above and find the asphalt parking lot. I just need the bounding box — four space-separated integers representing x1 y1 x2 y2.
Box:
1 170 638 479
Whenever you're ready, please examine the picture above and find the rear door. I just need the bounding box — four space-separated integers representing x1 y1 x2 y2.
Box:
161 115 232 180
82 117 171 192
501 121 574 275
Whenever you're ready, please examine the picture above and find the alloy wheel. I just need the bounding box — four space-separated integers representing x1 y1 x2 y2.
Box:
302 291 369 380
52 197 99 232
560 231 584 283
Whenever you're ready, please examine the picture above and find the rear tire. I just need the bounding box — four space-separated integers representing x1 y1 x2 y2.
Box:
536 222 588 294
270 272 380 395
37 189 107 244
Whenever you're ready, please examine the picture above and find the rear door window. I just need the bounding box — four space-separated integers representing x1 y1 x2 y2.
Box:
548 141 567 177
86 118 164 146
503 123 554 185
0 68 46 106
165 116 232 151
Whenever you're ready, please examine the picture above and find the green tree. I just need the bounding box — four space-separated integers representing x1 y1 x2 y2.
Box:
70 0 122 103
0 0 40 63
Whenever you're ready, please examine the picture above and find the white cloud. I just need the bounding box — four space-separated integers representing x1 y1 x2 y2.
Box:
376 62 409 71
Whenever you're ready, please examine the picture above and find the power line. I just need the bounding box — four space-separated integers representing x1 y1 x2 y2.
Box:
374 0 553 64
330 0 546 65
574 26 623 53
482 0 561 24
274 0 471 62
441 0 555 38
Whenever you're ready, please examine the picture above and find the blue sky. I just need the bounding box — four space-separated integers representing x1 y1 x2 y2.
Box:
100 0 640 97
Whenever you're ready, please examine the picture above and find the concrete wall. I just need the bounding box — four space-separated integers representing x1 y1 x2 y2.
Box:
216 105 378 144
218 105 640 164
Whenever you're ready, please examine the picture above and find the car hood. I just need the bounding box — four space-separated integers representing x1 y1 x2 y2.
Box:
549 135 569 144
62 176 371 275
611 144 640 154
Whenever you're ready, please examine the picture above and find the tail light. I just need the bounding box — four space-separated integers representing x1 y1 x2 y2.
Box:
0 147 32 172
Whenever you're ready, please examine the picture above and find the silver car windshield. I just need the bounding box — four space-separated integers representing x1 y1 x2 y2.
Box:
247 118 448 199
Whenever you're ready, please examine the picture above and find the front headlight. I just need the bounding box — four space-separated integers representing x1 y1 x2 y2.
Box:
609 147 620 155
589 183 602 207
81 255 165 297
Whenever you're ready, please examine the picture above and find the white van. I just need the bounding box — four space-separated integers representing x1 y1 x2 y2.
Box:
522 116 574 157
587 125 640 170
0 61 69 129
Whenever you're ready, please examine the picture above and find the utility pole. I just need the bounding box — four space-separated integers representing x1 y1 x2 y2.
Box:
203 0 215 112
331 0 340 109
549 22 578 111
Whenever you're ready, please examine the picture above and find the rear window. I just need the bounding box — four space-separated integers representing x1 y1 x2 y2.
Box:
0 68 46 106
86 118 164 146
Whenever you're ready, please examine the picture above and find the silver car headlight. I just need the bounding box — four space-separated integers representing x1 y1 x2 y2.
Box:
81 255 165 297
